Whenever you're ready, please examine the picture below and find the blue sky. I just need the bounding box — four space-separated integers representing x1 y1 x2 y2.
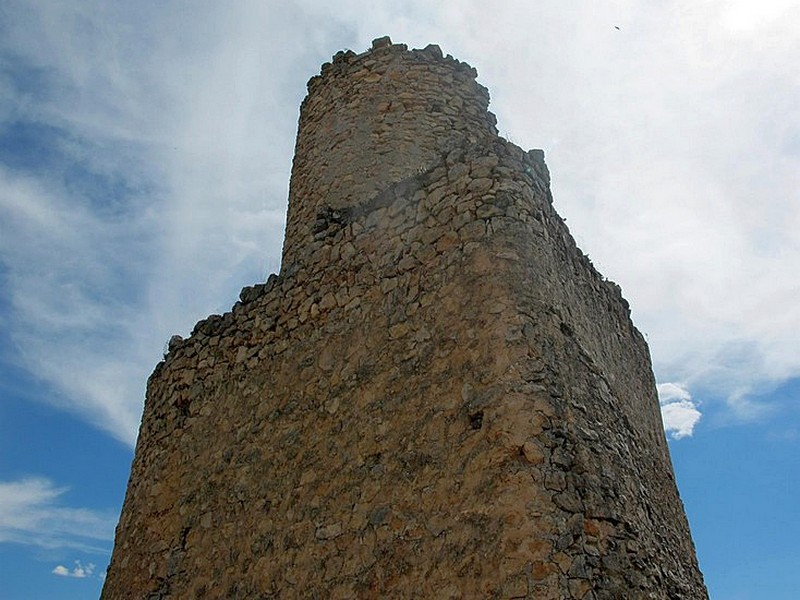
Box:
0 2 798 598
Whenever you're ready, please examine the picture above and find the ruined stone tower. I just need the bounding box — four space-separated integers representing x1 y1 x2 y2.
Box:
103 38 707 599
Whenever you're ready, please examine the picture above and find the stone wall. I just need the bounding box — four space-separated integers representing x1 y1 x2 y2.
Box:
102 39 707 599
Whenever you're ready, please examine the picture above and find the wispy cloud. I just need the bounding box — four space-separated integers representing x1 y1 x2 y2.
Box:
0 165 156 443
0 0 797 447
0 2 294 444
658 383 702 439
0 477 116 552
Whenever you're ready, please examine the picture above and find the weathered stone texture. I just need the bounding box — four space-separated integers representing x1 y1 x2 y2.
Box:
103 39 707 599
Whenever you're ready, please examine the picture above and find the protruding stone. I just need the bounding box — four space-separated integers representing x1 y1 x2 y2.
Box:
371 36 392 49
315 522 343 540
522 441 545 464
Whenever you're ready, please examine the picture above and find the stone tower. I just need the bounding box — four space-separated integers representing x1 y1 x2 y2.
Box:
103 38 707 599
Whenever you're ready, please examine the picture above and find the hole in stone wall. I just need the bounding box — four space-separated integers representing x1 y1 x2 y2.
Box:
312 205 351 235
469 410 484 430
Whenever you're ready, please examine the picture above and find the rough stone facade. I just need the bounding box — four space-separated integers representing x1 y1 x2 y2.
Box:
102 38 707 599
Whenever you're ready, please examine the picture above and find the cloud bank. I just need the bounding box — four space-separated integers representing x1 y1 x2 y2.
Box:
0 1 797 445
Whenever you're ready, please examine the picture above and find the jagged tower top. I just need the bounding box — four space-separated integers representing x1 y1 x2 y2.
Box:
281 36 499 271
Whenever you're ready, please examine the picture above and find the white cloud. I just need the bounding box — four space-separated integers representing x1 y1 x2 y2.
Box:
0 478 116 552
0 0 797 446
658 383 702 439
52 561 95 578
658 382 692 405
661 401 702 440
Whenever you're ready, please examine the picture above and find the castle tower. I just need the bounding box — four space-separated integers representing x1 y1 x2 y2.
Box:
103 38 707 599
281 37 497 270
